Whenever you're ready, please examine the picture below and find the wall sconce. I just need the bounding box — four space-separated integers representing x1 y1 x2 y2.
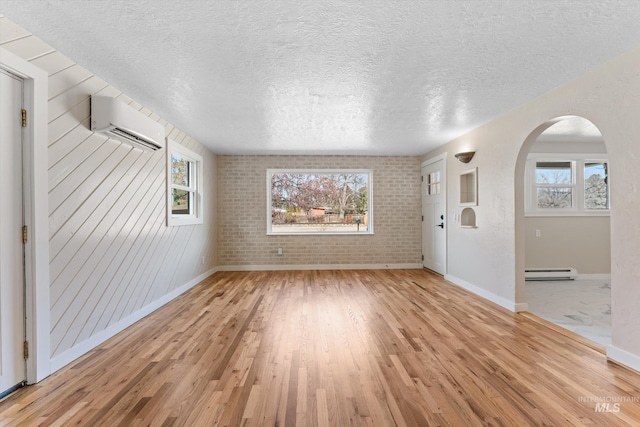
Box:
454 151 475 163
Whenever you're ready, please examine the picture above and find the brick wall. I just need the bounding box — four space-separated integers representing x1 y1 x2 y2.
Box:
217 155 422 267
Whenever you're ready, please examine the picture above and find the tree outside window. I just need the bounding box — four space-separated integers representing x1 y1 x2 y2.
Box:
166 139 203 226
584 162 609 210
268 170 372 234
526 155 609 215
536 161 573 209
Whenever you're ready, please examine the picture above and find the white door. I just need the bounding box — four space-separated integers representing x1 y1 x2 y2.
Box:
422 158 446 274
0 69 26 394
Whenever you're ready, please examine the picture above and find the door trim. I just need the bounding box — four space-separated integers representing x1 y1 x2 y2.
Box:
422 153 447 275
0 48 50 383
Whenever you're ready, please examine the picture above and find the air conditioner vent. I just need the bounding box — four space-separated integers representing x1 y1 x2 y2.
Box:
91 96 165 151
109 127 163 151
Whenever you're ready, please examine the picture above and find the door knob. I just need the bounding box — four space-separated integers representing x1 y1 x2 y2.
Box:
436 223 444 228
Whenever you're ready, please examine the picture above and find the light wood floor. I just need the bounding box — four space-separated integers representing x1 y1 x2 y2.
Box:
1 269 640 426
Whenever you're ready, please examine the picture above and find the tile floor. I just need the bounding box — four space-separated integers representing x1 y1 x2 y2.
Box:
525 279 611 346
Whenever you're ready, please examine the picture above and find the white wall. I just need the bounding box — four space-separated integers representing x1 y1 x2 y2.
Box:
528 140 607 154
0 16 217 373
525 216 610 274
423 46 640 371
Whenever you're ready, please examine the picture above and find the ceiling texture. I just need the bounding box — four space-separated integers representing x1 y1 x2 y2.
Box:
3 1 640 155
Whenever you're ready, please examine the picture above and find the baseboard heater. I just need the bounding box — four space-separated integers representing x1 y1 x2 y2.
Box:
525 267 578 281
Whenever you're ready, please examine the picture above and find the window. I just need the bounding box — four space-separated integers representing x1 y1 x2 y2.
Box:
268 169 372 235
584 161 609 210
427 170 441 195
535 161 574 209
166 139 203 226
525 154 609 215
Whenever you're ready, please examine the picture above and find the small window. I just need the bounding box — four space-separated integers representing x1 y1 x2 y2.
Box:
427 171 441 196
584 161 609 210
268 169 372 235
167 139 203 226
535 161 574 209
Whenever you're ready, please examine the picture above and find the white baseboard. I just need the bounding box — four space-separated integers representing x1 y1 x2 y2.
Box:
445 274 520 312
576 273 611 280
217 263 423 272
607 345 640 374
49 267 218 374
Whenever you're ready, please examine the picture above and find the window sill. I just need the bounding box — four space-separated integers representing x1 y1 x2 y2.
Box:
525 211 610 218
267 231 374 236
167 216 203 227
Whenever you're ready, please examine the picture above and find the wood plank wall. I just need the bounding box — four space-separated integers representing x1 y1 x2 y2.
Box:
0 16 217 367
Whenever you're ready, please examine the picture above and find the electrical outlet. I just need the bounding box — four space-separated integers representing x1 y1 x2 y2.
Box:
535 229 541 238
277 247 283 256
201 256 205 265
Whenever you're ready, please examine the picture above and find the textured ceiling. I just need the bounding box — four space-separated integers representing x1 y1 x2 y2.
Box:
537 116 603 142
3 1 640 155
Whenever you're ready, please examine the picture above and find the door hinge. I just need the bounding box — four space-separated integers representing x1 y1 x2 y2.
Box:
422 255 424 261
21 109 27 127
421 215 424 221
23 341 29 359
421 175 424 182
22 225 28 244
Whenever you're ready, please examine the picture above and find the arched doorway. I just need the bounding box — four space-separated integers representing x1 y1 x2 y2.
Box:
515 116 611 346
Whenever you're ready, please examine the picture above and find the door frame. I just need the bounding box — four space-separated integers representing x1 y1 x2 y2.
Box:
421 153 448 274
0 48 50 383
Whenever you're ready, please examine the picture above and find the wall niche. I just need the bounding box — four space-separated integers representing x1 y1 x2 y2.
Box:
461 207 477 228
460 168 477 206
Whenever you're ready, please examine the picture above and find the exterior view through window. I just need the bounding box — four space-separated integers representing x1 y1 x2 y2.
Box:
584 161 609 209
268 170 372 234
171 153 192 214
166 139 203 226
526 155 609 214
536 161 573 208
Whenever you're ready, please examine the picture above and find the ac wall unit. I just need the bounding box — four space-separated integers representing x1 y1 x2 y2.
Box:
525 268 578 281
91 95 165 151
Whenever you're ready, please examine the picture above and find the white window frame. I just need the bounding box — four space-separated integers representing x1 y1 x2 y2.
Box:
267 169 373 235
166 139 203 226
525 153 609 216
